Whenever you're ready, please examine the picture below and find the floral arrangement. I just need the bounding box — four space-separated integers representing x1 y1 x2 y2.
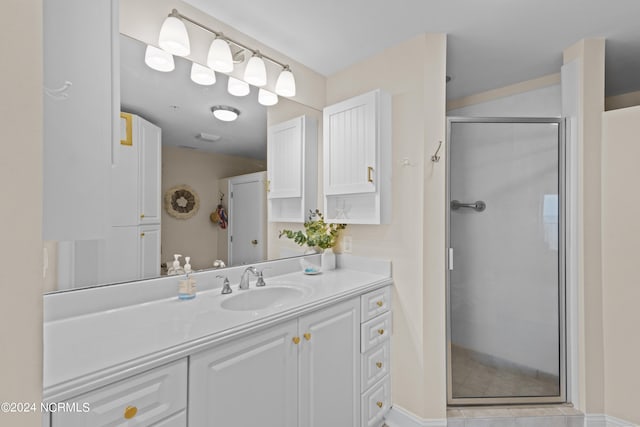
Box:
279 209 347 250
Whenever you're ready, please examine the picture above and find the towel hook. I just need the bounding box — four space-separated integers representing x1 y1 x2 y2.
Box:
431 141 442 162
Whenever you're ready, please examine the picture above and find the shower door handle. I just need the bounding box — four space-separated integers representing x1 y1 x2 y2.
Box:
451 200 486 212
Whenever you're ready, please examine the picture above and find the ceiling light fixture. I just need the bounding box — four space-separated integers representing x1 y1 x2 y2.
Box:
190 63 216 86
227 76 250 97
158 11 191 56
156 9 298 97
244 52 267 87
258 88 278 106
144 45 175 72
211 105 240 122
197 132 221 142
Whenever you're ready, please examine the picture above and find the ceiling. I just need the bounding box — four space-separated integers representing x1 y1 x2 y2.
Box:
120 34 267 159
183 0 640 100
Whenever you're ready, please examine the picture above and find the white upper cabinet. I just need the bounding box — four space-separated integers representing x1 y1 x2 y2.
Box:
323 90 391 224
267 115 318 222
43 0 118 240
112 113 162 226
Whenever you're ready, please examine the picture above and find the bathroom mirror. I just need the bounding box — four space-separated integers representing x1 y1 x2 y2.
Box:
44 28 320 293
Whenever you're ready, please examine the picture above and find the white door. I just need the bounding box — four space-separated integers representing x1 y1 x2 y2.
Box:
299 299 361 427
228 172 267 266
138 117 162 225
139 224 161 279
188 321 298 427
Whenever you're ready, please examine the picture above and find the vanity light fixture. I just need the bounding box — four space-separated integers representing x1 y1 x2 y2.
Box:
144 45 175 72
207 37 234 73
190 62 216 86
244 52 267 87
157 9 297 97
228 76 250 97
158 11 191 56
275 66 296 97
211 105 240 122
258 88 278 106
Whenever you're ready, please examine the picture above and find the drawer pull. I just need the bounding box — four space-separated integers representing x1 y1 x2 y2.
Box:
376 301 384 307
376 362 383 369
303 333 311 341
368 166 374 183
124 405 138 419
376 401 383 408
292 336 300 344
140 213 145 218
377 329 385 335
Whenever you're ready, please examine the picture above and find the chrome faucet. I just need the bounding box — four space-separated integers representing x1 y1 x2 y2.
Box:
239 266 259 290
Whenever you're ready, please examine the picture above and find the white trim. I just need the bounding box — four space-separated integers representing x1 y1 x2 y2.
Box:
585 414 639 427
385 405 446 427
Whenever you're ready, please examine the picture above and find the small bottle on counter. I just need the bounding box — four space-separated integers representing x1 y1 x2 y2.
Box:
178 273 197 300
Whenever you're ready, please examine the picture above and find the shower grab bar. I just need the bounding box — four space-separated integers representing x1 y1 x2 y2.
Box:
451 200 486 212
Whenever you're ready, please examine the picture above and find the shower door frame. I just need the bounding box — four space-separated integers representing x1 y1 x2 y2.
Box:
445 117 567 406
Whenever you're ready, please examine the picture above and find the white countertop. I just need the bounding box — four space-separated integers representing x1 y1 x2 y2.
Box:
44 255 392 400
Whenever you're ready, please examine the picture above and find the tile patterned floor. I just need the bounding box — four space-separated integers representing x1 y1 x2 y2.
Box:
447 405 584 427
451 344 559 398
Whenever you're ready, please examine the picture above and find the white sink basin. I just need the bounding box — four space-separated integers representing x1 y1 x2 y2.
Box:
221 285 309 311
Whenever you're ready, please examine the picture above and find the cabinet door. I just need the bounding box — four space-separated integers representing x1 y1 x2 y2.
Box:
111 113 140 226
299 299 361 427
139 224 161 279
138 117 162 224
189 321 298 427
43 0 116 240
268 116 303 198
102 226 139 284
324 91 378 196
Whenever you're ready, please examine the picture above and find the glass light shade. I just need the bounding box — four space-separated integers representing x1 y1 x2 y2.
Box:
275 68 296 97
207 38 234 73
158 16 190 57
190 63 216 86
258 89 278 106
244 55 267 87
212 106 240 122
227 77 250 97
144 45 175 72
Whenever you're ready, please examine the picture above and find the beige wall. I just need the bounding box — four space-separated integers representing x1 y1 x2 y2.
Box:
0 0 43 426
326 34 447 419
564 38 606 414
161 146 265 269
601 105 640 425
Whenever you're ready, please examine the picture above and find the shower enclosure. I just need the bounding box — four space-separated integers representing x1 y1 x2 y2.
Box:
446 117 565 405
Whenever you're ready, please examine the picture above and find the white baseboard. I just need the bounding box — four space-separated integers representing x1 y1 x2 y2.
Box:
385 405 446 427
586 414 638 427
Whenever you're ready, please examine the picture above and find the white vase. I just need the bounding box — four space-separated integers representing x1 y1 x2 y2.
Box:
321 248 336 271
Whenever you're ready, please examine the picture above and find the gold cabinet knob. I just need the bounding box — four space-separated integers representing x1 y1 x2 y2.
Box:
368 166 374 183
378 329 385 335
376 401 383 408
303 333 311 341
251 239 258 245
140 232 145 237
140 213 145 218
376 362 383 369
124 405 138 419
376 301 384 307
292 337 300 344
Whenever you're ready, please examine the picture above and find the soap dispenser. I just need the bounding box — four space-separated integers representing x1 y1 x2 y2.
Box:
168 254 183 275
178 272 196 300
184 256 192 274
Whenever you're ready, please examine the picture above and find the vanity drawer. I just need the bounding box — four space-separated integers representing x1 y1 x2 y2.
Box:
361 286 391 322
361 340 390 391
361 375 390 427
52 359 187 427
361 311 392 353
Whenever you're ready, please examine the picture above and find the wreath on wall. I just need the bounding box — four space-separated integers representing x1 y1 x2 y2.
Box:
164 185 200 219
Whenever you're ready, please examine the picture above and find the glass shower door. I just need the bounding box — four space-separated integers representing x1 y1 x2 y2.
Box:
447 118 565 405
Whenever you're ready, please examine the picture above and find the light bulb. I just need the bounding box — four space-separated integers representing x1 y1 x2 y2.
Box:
207 38 233 73
227 77 250 97
158 15 190 57
190 63 216 86
212 106 240 122
144 45 175 72
275 67 296 97
258 89 278 106
244 54 267 87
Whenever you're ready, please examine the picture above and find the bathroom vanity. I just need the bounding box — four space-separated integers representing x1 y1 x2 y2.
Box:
43 255 392 427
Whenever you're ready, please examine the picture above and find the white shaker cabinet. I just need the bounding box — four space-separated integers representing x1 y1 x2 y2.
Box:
189 298 360 427
267 115 318 222
323 90 391 224
112 113 162 227
43 0 119 241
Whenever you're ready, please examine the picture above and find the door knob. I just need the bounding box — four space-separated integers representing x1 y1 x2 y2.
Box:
251 239 258 245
